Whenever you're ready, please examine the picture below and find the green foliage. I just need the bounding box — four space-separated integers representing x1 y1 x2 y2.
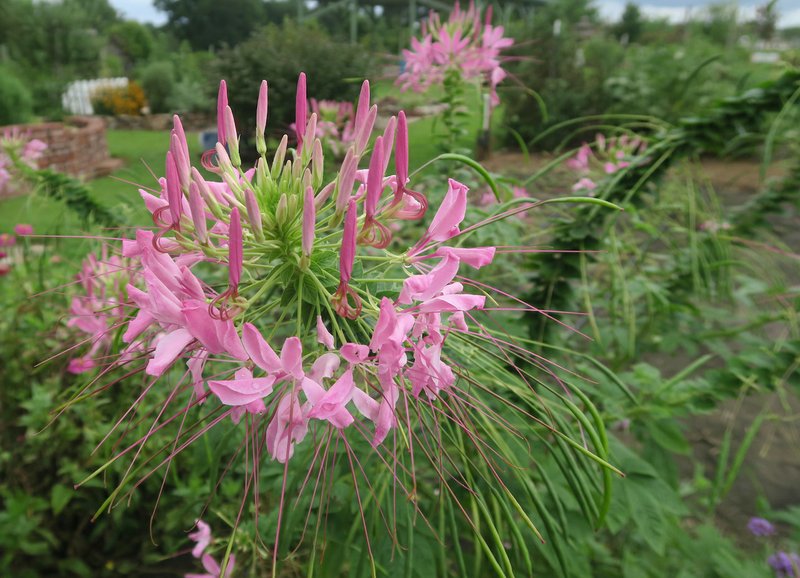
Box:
139 60 175 114
613 3 644 43
212 21 372 144
0 242 191 576
0 67 33 125
0 0 118 116
154 0 292 50
502 0 779 151
107 21 155 69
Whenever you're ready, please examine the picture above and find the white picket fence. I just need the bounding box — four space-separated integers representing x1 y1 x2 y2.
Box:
61 78 129 115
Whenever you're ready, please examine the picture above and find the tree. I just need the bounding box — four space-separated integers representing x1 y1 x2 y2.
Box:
154 0 274 50
614 2 644 44
755 0 778 42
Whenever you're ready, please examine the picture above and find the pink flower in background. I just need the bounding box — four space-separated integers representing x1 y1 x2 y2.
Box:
65 249 134 374
186 520 235 578
0 233 15 247
565 132 648 192
186 554 235 578
398 1 513 107
188 520 212 558
13 224 33 236
0 130 48 194
21 139 47 166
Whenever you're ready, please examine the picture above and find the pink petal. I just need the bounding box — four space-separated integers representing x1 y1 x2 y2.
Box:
188 520 212 558
418 294 485 313
433 246 495 269
146 328 194 376
426 179 468 242
399 253 460 304
340 343 370 364
242 323 281 373
352 388 379 422
208 368 275 406
306 370 354 428
309 353 340 382
316 316 334 349
280 337 304 379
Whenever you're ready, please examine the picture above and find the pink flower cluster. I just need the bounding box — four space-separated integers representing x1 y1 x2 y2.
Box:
568 133 648 192
291 99 356 158
0 128 47 194
66 249 133 373
398 1 513 107
76 74 499 465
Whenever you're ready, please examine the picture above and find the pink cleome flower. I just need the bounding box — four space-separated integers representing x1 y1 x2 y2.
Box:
67 73 598 570
398 1 513 107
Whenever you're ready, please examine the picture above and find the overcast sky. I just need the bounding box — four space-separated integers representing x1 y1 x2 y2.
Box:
108 0 800 28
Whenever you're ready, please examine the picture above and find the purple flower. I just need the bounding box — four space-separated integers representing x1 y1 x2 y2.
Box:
768 552 800 577
749 517 776 537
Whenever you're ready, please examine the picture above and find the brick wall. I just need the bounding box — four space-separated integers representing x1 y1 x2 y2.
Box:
4 116 117 180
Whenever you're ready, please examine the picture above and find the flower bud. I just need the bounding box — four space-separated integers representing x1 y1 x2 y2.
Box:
215 142 233 174
165 151 182 227
380 116 397 176
301 113 317 166
271 135 288 180
256 80 268 156
188 182 208 244
295 73 307 151
245 188 263 241
191 167 223 220
228 207 242 291
170 132 190 192
355 105 378 157
315 181 335 209
275 193 288 225
224 106 241 167
216 80 228 145
336 148 357 214
354 80 370 134
302 186 315 258
311 139 324 190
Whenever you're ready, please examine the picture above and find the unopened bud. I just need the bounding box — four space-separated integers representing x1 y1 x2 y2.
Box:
271 135 288 180
311 139 323 190
275 193 288 225
245 188 263 241
224 106 241 167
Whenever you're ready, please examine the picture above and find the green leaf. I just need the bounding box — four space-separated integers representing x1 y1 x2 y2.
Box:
645 419 690 455
50 484 73 516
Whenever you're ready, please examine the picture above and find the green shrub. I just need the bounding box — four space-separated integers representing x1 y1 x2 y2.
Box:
139 60 176 114
168 78 211 113
0 68 34 125
211 21 373 146
501 28 624 150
